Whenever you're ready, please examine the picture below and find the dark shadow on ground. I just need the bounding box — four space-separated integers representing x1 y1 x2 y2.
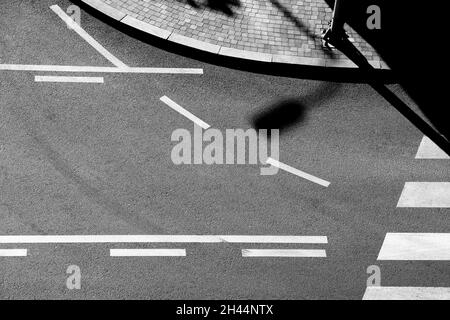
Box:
252 99 306 135
251 82 341 135
182 0 241 16
322 0 450 148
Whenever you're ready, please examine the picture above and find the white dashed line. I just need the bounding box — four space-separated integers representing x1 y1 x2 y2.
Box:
0 249 27 257
416 136 450 159
363 286 450 300
160 96 211 129
50 5 128 68
266 157 330 187
397 182 450 208
110 249 186 257
0 64 203 74
242 249 326 257
35 75 104 83
377 233 450 260
0 235 327 244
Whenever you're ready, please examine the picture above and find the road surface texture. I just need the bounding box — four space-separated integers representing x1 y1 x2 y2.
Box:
0 0 448 300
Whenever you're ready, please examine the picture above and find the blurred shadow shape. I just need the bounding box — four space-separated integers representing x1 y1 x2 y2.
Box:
183 0 241 16
206 0 241 16
252 99 306 135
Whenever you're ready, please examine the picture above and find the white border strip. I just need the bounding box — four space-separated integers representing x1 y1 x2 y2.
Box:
110 248 186 257
397 182 450 208
242 249 326 257
0 249 28 257
0 235 327 244
363 286 450 300
266 158 330 187
50 5 128 68
160 96 211 129
415 136 450 159
0 64 203 74
35 75 104 83
378 233 450 260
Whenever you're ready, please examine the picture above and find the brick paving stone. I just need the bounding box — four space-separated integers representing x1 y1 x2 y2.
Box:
98 0 382 64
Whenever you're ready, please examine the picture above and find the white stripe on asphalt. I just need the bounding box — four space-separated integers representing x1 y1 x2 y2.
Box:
35 75 104 83
415 136 450 159
397 182 450 208
242 249 326 257
363 286 450 300
160 96 211 129
110 249 186 257
50 5 128 68
0 64 203 74
0 235 327 244
377 233 450 260
0 249 27 257
266 158 330 187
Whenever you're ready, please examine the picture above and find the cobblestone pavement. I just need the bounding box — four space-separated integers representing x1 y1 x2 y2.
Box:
101 0 381 63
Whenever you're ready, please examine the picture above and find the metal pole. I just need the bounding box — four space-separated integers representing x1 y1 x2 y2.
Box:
330 0 345 33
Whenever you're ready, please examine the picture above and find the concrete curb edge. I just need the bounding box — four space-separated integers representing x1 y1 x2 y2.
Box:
81 0 390 70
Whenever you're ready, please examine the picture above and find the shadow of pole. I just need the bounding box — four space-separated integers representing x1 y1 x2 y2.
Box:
332 38 450 156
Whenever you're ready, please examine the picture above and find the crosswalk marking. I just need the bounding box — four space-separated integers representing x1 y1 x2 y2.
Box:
363 286 450 300
416 136 450 159
377 233 450 260
0 249 27 257
397 182 450 208
110 249 186 257
242 249 326 257
0 235 327 244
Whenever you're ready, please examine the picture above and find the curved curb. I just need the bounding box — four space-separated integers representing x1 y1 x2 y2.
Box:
81 0 389 70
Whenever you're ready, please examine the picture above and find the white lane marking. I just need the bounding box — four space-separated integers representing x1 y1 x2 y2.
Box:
0 249 27 257
35 75 104 83
416 136 450 159
110 249 186 257
242 249 326 257
378 233 450 260
266 157 330 187
397 182 450 208
363 286 450 300
50 5 127 68
0 235 327 244
160 96 211 129
0 64 203 74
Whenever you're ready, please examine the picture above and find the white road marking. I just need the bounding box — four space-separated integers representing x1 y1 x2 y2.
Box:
160 96 211 129
397 182 450 208
110 249 186 257
363 286 450 300
0 235 327 244
35 75 104 83
377 233 450 260
0 64 203 74
266 157 330 187
0 249 27 257
50 5 127 68
242 249 326 257
416 136 450 159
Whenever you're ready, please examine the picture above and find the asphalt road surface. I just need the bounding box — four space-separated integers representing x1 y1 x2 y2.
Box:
0 0 448 300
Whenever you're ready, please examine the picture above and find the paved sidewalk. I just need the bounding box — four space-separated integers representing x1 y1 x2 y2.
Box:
82 0 384 68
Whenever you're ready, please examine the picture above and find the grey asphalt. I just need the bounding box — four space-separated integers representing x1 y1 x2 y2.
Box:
0 0 448 300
